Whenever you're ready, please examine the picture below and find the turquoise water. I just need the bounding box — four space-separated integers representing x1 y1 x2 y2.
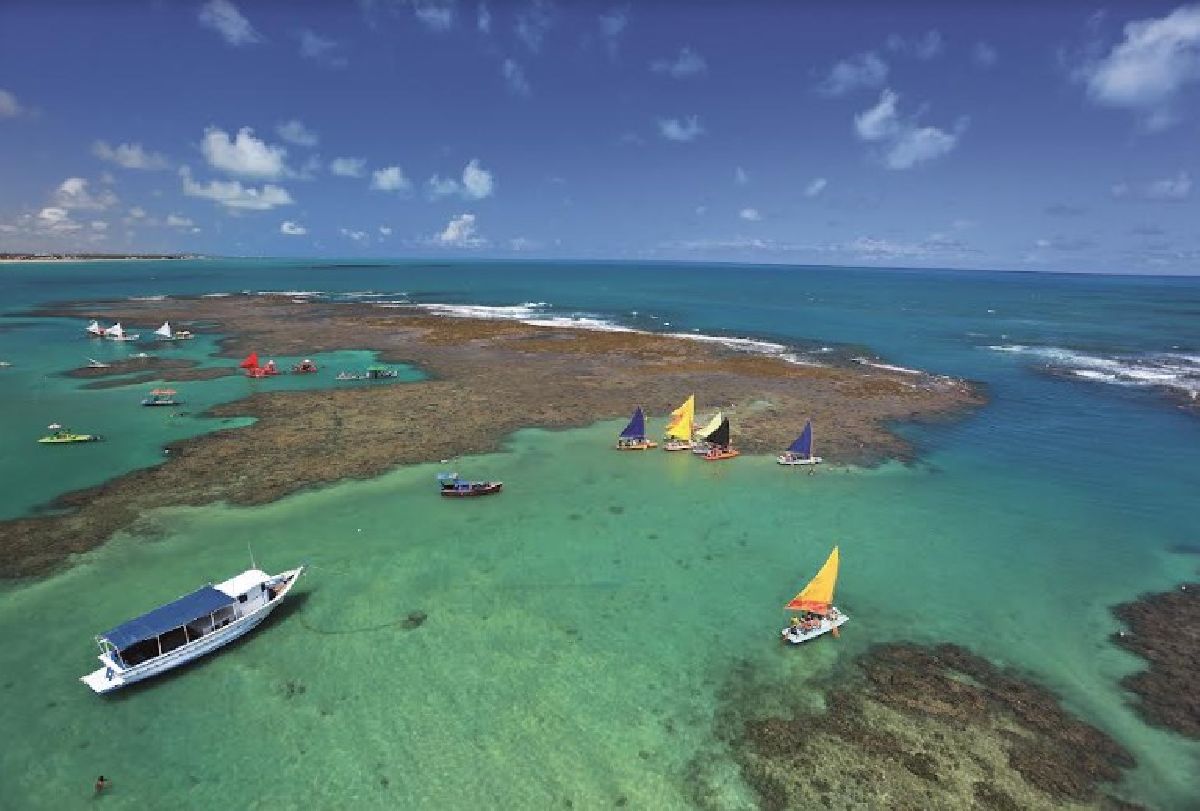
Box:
0 260 1198 807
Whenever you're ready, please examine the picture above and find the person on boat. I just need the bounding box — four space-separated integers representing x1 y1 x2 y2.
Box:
94 775 109 794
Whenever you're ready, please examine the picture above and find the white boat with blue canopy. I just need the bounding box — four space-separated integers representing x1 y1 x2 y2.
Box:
81 565 304 694
616 406 657 450
778 420 822 466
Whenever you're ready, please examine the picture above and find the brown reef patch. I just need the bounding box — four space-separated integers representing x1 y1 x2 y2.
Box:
64 356 236 389
1111 583 1200 739
1 295 984 578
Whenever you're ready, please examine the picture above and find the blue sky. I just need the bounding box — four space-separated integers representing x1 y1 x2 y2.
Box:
1 1 1198 273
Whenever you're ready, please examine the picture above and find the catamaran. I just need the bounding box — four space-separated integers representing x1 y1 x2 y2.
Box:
691 410 724 455
86 320 105 338
778 420 822 466
154 321 194 341
617 406 657 450
781 547 848 644
663 394 695 451
81 565 304 694
437 472 503 497
103 322 140 342
141 388 181 407
38 423 100 444
703 416 739 461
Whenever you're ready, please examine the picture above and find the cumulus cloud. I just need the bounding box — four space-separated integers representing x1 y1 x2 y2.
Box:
818 51 888 96
658 115 704 142
1112 171 1192 201
181 166 294 210
515 0 554 53
599 6 629 58
1077 5 1200 130
341 227 369 242
437 212 483 246
276 119 318 147
201 126 290 179
426 158 496 201
502 58 531 96
127 206 147 220
198 0 260 47
413 1 454 31
854 89 964 170
166 214 194 228
54 177 117 210
379 225 393 236
92 141 169 170
280 220 307 235
329 156 367 177
739 207 762 221
370 165 412 192
0 88 26 118
298 29 348 68
478 2 491 33
651 46 707 78
973 41 998 68
805 177 828 197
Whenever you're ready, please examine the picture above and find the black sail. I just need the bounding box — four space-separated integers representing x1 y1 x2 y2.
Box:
709 417 731 447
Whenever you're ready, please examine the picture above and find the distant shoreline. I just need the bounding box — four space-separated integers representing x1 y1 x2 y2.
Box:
0 254 204 263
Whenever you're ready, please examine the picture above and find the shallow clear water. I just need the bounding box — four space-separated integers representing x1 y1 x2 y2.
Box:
0 260 1197 808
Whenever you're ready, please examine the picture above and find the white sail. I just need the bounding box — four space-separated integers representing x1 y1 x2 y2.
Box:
86 320 104 335
104 322 124 338
155 321 173 338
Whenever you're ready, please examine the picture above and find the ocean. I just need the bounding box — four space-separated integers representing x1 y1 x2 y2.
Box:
0 259 1197 808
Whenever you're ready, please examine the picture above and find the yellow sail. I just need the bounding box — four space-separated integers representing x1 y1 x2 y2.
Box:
785 546 839 614
695 410 723 440
665 395 695 440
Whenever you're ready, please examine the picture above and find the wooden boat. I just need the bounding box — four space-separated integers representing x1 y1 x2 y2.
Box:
38 423 100 444
778 420 822 466
155 321 194 341
240 353 279 378
662 394 695 451
81 565 304 694
366 364 398 379
291 358 318 374
691 410 723 455
703 417 739 460
85 320 105 338
103 322 140 342
780 547 848 645
438 472 503 497
616 406 657 450
141 388 181 407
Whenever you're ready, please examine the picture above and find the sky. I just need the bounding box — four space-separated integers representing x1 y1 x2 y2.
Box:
1 1 1198 273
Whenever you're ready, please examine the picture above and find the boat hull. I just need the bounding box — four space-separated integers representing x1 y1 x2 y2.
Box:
781 610 849 645
704 449 740 461
440 483 503 497
38 435 99 444
777 455 822 466
141 401 180 407
662 440 693 451
616 441 658 450
82 567 303 694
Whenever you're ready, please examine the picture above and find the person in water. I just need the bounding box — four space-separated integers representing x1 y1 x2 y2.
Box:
94 775 109 794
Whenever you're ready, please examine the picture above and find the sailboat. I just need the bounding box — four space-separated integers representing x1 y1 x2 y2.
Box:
616 406 657 450
703 416 739 461
103 322 140 342
85 320 105 338
691 410 724 455
780 546 848 644
662 395 695 451
778 420 822 466
154 321 194 341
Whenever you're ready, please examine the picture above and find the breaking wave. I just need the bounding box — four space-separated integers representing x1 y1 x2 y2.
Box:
986 344 1200 402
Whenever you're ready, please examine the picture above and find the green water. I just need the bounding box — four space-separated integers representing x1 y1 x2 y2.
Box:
1 420 1196 808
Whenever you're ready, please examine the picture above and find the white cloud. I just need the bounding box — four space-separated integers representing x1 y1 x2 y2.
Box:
127 206 147 220
818 51 888 96
1113 171 1192 201
461 158 494 199
1078 5 1200 130
181 167 294 210
658 115 704 142
914 30 944 60
599 5 629 57
91 220 108 232
515 1 554 53
329 156 367 177
739 207 762 221
0 88 26 118
735 166 749 185
805 177 828 197
651 46 707 78
854 89 963 170
276 119 318 147
340 227 369 242
280 220 308 235
166 213 194 228
92 140 169 170
54 177 117 210
379 225 393 236
298 29 347 68
413 1 454 31
426 175 460 199
509 236 540 251
198 0 260 47
38 207 71 225
436 213 484 246
973 41 998 68
477 2 491 33
502 58 531 96
370 166 412 192
201 126 290 179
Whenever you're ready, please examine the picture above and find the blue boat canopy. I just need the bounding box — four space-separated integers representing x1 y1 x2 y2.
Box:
101 586 234 650
619 406 646 439
788 421 813 456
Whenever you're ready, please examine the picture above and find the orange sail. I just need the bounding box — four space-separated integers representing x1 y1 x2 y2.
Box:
239 352 259 369
785 546 839 614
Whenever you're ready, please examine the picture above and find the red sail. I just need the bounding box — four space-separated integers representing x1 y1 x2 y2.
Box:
239 352 259 369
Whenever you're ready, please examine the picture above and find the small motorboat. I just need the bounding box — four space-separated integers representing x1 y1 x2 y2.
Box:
616 406 657 450
778 421 822 466
142 388 181 407
38 423 101 444
81 564 304 694
662 394 695 451
292 358 319 374
86 357 111 369
437 472 503 497
702 417 739 461
781 547 848 645
155 321 194 341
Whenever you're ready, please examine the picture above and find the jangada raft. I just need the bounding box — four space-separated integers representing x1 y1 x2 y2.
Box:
662 394 695 451
103 322 140 342
437 472 503 497
154 321 194 341
780 547 848 645
81 565 304 694
691 410 724 455
703 416 739 461
240 352 279 378
616 406 657 450
778 420 822 466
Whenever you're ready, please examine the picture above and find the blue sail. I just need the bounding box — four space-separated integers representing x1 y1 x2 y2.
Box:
619 406 646 439
787 421 813 457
